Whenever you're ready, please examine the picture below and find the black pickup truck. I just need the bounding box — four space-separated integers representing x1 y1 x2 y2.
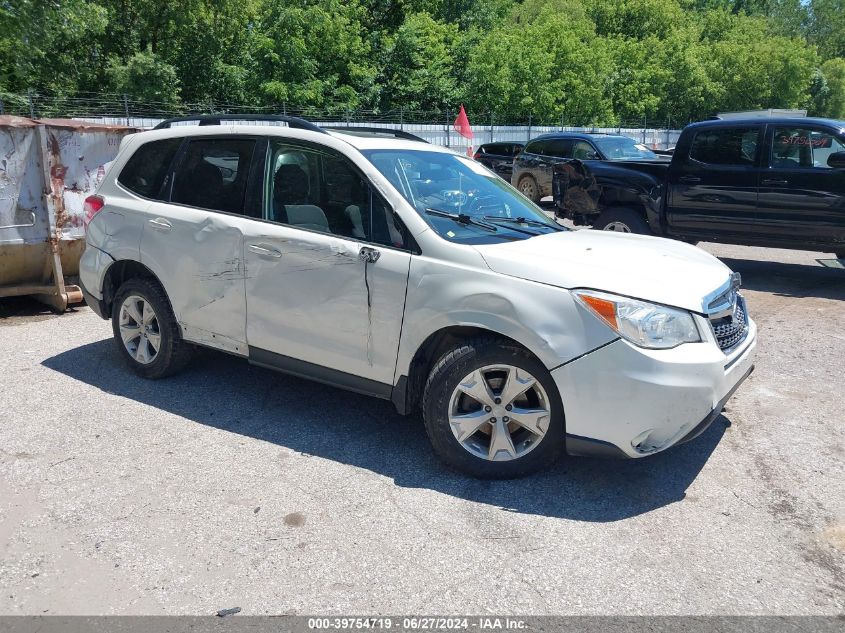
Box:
552 117 845 257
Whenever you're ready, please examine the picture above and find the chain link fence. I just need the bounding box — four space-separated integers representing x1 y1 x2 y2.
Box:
0 91 685 149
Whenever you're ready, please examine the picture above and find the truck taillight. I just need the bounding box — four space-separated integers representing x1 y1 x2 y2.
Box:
83 195 104 229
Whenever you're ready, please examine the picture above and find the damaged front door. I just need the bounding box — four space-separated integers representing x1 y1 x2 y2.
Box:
244 141 411 390
140 136 261 356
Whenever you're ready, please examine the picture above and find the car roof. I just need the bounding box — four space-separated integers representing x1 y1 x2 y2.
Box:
687 117 845 132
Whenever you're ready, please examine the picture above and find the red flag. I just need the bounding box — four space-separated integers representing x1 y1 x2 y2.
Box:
453 105 473 140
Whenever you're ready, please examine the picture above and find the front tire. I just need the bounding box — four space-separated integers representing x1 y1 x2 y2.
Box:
517 175 541 203
111 278 193 379
422 338 565 478
593 207 651 235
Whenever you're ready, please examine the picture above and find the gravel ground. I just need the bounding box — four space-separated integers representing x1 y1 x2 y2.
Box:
0 241 843 616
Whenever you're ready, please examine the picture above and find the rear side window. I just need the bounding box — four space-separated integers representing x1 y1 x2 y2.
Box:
524 140 546 155
118 138 182 199
689 127 760 166
171 138 257 214
544 139 573 158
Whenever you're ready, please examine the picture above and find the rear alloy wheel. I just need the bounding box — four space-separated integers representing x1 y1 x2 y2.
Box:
119 295 161 365
422 338 564 478
517 176 541 203
111 278 193 379
594 207 651 235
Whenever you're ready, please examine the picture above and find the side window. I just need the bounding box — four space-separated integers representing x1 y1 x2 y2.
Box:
117 138 182 199
171 138 256 214
266 141 410 249
689 127 760 166
544 139 573 158
572 141 598 160
772 127 845 169
524 140 545 156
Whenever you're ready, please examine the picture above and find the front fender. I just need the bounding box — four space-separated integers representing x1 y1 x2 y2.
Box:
394 255 617 382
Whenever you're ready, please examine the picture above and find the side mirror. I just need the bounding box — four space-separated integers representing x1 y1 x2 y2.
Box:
827 151 845 169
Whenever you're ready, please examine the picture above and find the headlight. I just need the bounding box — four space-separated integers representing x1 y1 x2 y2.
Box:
573 289 701 349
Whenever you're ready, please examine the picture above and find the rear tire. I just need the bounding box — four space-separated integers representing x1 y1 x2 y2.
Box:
593 207 651 235
517 175 541 204
111 278 193 379
422 337 565 479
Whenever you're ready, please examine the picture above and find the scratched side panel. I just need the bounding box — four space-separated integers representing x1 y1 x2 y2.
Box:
361 247 411 384
395 249 617 378
242 224 369 375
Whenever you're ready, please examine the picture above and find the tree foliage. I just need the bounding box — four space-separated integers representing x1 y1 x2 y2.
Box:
0 0 842 123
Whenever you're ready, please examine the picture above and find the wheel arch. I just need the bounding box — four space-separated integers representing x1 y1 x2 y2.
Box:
392 324 549 416
101 259 169 317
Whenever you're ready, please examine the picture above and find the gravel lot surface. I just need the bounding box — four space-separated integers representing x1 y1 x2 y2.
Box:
0 241 843 615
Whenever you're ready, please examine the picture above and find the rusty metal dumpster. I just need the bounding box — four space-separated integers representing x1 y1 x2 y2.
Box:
0 116 136 311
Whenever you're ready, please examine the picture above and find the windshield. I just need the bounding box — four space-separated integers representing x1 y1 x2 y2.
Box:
593 136 658 161
362 149 564 244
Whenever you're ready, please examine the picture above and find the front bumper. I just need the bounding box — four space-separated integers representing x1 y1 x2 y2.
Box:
553 317 757 459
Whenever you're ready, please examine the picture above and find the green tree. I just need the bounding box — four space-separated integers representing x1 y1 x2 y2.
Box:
587 0 685 39
254 0 378 110
809 0 845 59
106 49 181 106
169 0 260 105
464 4 613 123
0 0 107 96
380 13 459 111
700 10 817 114
811 58 845 118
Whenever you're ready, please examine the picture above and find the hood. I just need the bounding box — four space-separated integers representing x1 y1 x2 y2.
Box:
473 230 733 313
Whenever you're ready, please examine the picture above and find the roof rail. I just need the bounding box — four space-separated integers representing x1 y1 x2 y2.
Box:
153 114 327 134
323 126 429 143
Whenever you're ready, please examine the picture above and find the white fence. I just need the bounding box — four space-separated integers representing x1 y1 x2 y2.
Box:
78 117 683 151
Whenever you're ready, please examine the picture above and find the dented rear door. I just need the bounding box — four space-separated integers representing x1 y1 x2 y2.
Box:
139 136 262 356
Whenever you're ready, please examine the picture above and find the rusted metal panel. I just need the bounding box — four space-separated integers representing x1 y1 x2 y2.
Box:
0 118 136 310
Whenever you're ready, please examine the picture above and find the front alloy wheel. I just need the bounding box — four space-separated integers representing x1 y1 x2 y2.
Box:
422 338 564 478
448 365 551 462
119 295 161 364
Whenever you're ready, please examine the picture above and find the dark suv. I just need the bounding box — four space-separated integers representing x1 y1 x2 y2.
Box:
511 133 660 202
473 142 524 179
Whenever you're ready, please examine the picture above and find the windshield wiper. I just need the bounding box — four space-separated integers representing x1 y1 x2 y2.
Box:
481 215 563 235
425 208 498 232
483 215 561 229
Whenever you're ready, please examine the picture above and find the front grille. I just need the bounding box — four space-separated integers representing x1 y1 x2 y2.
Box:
710 297 749 352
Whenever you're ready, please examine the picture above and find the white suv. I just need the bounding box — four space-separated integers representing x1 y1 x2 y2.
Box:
79 115 757 478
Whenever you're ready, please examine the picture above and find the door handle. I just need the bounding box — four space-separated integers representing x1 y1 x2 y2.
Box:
678 176 701 184
762 178 788 186
359 246 381 263
248 243 282 258
148 218 172 232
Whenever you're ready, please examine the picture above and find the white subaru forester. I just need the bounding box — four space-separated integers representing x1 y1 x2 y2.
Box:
79 115 756 478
